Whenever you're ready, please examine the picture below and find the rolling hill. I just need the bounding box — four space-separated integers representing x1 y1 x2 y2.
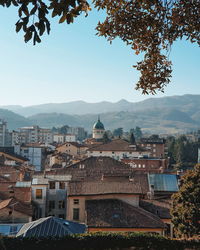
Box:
0 94 200 134
1 94 200 117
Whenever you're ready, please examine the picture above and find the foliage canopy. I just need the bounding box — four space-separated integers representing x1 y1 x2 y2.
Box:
1 0 199 94
171 164 200 238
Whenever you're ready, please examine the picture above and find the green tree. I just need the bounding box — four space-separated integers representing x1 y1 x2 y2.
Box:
134 126 142 139
149 134 159 140
102 131 110 144
129 132 136 144
171 164 200 238
60 125 70 134
166 136 176 164
1 0 199 94
113 128 123 138
174 139 185 166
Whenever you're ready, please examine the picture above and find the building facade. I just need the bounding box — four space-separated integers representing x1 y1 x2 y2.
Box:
88 139 150 160
92 117 105 140
20 144 46 171
18 126 53 144
31 173 71 219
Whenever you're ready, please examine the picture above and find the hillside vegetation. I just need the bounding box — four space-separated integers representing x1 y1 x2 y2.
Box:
0 95 199 134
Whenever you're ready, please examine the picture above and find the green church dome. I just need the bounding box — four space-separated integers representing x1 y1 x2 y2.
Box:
93 118 105 130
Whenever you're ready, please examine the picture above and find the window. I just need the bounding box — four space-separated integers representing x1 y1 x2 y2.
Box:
49 200 55 210
36 189 42 199
49 181 55 189
24 149 29 153
73 208 79 220
59 182 65 189
138 164 141 168
73 199 79 205
58 200 65 209
142 164 145 168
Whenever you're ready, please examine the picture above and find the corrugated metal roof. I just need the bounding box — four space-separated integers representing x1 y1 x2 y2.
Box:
0 224 23 236
16 216 86 237
148 174 178 192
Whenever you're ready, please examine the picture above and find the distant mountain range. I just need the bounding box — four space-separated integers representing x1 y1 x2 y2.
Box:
0 94 200 134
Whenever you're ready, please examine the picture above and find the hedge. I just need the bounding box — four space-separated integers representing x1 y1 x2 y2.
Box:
0 232 200 250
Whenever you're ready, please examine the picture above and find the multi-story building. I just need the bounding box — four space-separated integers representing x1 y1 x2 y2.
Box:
31 172 71 218
87 139 150 160
65 157 177 236
122 157 169 173
20 144 47 171
139 138 167 158
0 120 12 147
56 142 88 157
11 130 20 145
67 127 87 141
53 134 76 144
0 120 7 147
18 126 53 145
53 134 65 144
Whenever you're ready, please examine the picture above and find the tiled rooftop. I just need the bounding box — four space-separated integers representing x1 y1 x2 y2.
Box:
86 199 165 229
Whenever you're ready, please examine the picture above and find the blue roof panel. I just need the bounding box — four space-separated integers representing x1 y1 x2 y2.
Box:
148 174 178 192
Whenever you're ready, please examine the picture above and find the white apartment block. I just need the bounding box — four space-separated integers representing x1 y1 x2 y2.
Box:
18 126 53 144
53 134 76 144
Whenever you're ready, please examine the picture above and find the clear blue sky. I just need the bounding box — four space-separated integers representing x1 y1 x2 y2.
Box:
0 5 199 106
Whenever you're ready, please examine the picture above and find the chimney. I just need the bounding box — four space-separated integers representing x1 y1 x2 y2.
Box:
147 184 154 200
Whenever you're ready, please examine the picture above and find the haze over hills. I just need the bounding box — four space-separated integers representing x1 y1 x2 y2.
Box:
1 94 200 117
0 109 31 130
0 94 200 134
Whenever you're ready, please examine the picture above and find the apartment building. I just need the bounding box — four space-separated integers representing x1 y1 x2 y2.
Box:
18 126 53 144
31 172 71 219
0 120 12 147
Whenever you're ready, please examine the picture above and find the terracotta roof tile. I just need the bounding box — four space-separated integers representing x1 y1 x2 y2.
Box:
0 198 12 210
52 157 140 183
87 139 145 152
0 198 32 216
86 199 165 229
69 176 149 196
140 199 171 219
